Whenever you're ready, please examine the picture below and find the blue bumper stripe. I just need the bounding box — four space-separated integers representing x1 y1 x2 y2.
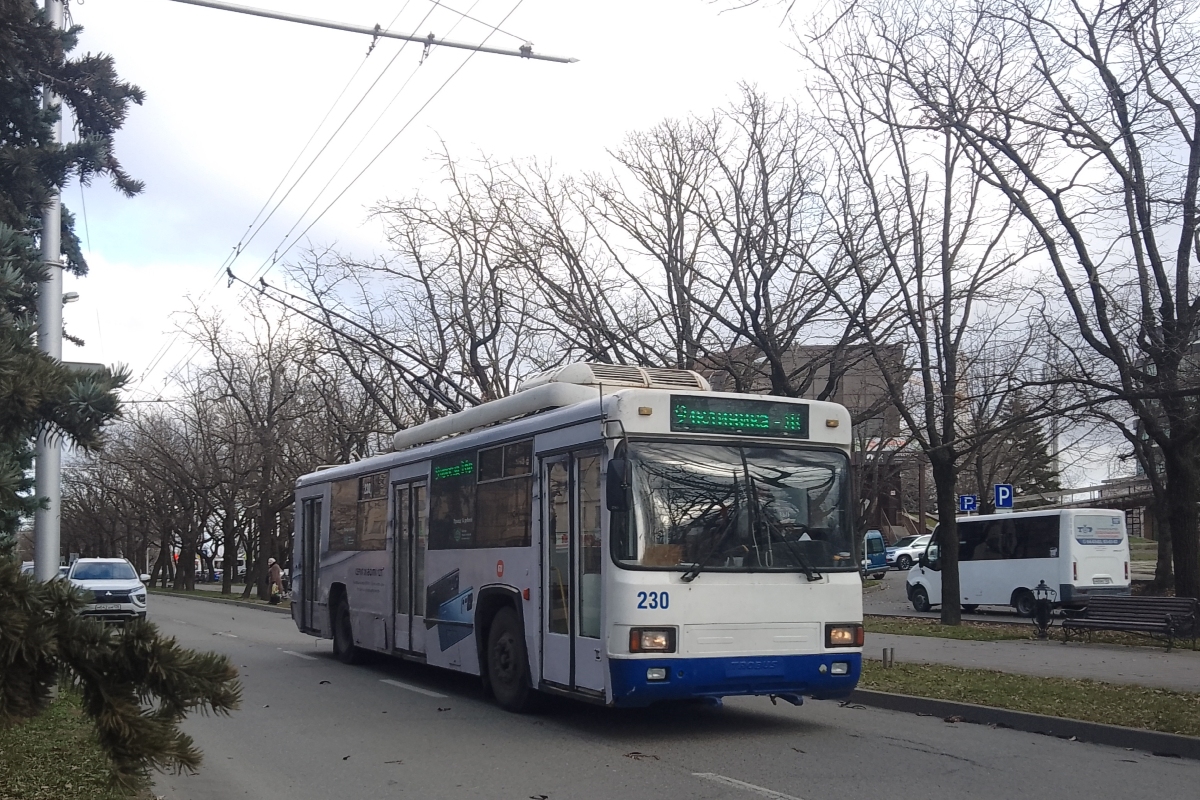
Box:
609 653 861 707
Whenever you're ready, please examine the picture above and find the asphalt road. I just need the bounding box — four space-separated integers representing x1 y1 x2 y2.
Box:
149 595 1199 800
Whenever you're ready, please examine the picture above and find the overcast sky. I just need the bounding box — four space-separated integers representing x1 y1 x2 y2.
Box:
60 0 809 399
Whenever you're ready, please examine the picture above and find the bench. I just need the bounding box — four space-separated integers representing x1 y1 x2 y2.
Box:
1062 595 1197 650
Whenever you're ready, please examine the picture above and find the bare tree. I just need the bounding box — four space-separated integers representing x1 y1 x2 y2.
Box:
805 8 1041 623
871 0 1200 597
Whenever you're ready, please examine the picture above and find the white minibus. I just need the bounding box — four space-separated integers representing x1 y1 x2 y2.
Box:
905 508 1130 615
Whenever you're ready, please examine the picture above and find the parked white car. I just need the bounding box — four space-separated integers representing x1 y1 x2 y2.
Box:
68 558 150 622
886 535 932 571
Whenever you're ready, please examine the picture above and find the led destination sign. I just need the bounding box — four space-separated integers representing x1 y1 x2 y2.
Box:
670 395 809 439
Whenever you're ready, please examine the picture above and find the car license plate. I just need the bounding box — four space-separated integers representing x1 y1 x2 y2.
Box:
1093 577 1113 585
95 604 121 610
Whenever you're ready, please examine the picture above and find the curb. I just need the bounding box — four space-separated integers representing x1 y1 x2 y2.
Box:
848 689 1200 761
148 589 292 615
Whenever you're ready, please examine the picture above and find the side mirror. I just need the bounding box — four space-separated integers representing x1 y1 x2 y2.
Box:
922 545 941 571
606 457 630 512
140 574 150 582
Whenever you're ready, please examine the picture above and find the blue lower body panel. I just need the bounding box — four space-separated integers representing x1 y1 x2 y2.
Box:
609 652 862 708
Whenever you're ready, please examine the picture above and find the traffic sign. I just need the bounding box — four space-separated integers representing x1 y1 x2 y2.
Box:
958 494 978 513
994 483 1014 510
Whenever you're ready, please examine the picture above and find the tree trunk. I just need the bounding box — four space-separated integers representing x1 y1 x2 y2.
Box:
1151 505 1174 593
221 504 236 596
930 454 961 625
1162 443 1200 599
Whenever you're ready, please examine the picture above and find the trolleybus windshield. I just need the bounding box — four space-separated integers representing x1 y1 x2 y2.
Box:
612 441 854 574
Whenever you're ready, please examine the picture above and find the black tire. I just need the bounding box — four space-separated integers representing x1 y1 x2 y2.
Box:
911 584 931 613
897 555 913 570
332 599 364 665
961 604 979 613
872 572 887 580
486 607 535 712
1013 590 1036 618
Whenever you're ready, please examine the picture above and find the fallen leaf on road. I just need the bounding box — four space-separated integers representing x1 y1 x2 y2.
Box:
791 747 805 753
384 760 403 764
530 795 549 799
624 752 658 761
342 756 350 760
319 680 331 684
437 707 451 712
263 705 269 708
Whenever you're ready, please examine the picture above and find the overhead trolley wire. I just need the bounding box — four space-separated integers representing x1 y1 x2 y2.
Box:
252 0 530 278
137 0 551 396
133 1 427 392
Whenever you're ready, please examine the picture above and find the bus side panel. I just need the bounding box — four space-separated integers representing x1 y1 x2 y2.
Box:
421 549 537 675
967 558 1059 606
347 549 390 652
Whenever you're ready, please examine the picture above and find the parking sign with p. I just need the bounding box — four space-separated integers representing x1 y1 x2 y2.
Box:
994 483 1014 510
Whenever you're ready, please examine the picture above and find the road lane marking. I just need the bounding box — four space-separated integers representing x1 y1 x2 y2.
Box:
380 679 447 698
280 649 318 661
692 773 805 800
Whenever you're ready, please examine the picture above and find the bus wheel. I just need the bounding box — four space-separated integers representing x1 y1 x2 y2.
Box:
487 607 534 713
1013 590 1036 618
333 599 364 665
911 585 931 613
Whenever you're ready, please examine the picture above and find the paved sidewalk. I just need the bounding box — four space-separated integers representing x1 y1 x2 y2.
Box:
867 631 1200 693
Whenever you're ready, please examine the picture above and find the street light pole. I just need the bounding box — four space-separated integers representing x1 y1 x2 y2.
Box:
33 0 64 583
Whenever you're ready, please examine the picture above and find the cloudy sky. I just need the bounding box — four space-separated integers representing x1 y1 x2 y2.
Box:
59 0 809 400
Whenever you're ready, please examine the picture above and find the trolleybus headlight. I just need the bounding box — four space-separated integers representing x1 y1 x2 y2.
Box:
825 623 864 648
629 627 676 653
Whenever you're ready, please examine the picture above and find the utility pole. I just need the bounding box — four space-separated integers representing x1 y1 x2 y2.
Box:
33 0 64 583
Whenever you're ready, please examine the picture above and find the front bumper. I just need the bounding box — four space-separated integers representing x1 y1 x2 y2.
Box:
1058 584 1130 605
609 652 862 707
80 602 145 622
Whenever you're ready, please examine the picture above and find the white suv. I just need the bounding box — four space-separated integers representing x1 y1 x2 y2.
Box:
886 534 932 571
68 558 149 622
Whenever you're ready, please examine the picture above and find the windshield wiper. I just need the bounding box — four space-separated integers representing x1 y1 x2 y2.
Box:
681 474 741 583
761 516 822 582
740 450 822 582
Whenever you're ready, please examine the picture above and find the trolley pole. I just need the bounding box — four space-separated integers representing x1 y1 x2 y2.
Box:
33 0 65 583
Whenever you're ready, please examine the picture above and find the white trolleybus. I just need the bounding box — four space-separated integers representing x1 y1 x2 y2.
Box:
291 363 864 711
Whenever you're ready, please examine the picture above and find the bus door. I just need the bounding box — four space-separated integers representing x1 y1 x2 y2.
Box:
541 452 605 694
393 482 429 654
298 497 322 633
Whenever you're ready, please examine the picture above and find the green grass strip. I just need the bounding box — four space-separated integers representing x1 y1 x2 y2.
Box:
866 614 1030 641
859 660 1200 737
0 691 137 800
865 614 1195 649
